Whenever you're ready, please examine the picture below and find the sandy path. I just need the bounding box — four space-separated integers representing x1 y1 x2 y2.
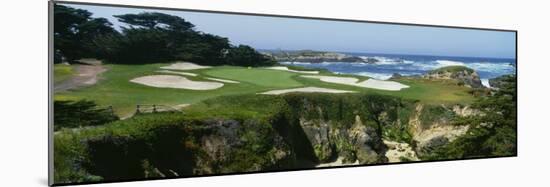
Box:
260 86 355 95
156 70 198 77
54 64 106 92
265 66 319 74
160 62 211 70
130 75 223 90
301 75 409 91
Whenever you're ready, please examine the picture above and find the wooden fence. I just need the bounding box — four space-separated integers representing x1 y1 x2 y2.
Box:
135 104 180 114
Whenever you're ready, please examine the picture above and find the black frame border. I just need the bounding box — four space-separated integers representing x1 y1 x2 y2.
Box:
48 0 518 186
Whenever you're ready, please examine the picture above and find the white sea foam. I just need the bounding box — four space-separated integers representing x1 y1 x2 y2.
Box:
436 60 466 66
369 56 412 65
280 61 312 65
411 60 515 74
481 79 491 88
467 62 515 74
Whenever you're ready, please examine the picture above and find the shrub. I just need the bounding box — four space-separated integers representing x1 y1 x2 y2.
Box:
54 100 118 131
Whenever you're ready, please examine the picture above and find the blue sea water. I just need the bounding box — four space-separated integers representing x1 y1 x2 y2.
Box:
280 52 516 87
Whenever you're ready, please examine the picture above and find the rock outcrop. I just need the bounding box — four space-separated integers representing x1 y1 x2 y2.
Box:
263 50 374 63
299 115 386 165
423 66 483 88
383 140 419 162
407 104 475 157
489 74 515 89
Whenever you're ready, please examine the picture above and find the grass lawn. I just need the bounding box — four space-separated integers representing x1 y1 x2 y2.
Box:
53 64 74 83
54 63 476 117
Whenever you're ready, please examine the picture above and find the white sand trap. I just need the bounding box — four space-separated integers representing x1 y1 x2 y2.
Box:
301 75 409 91
265 66 319 74
204 77 240 83
160 62 211 70
302 75 359 85
260 86 355 95
130 75 223 90
156 70 198 77
356 79 410 91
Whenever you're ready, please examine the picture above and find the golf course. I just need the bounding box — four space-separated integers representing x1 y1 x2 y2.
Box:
54 61 475 117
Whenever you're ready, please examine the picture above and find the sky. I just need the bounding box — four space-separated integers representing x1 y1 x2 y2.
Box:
63 3 516 59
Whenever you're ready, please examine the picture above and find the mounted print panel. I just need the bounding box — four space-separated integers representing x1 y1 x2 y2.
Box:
50 1 517 186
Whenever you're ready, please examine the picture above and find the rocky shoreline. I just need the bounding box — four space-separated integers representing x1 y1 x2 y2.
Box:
262 50 378 63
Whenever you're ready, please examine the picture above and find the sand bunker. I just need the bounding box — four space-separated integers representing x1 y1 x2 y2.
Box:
130 75 223 90
161 62 211 70
156 70 198 77
356 79 410 91
301 75 409 91
204 77 240 83
265 66 319 74
260 86 355 95
302 75 359 85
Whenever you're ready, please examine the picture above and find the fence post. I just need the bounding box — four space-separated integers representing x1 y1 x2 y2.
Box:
153 104 157 113
136 105 140 114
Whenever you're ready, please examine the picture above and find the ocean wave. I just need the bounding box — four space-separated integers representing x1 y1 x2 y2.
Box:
358 56 413 65
373 56 411 65
280 61 312 65
411 60 515 74
467 62 516 73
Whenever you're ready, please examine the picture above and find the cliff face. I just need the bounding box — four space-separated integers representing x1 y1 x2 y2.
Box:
299 115 386 165
81 118 294 181
55 94 478 183
407 104 475 157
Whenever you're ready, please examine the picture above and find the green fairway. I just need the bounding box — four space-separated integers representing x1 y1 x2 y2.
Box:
53 64 74 83
54 62 476 117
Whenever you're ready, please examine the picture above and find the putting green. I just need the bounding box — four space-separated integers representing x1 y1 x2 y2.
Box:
201 67 303 88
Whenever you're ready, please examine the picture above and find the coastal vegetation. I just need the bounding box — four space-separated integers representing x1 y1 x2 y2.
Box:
424 75 517 159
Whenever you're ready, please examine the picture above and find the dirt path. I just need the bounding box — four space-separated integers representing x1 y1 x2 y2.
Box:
54 61 107 92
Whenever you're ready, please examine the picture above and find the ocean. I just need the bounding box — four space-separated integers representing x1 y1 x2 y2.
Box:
280 52 516 87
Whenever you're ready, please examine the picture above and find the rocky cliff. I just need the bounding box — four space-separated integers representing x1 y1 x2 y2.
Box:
423 66 483 88
54 94 479 183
